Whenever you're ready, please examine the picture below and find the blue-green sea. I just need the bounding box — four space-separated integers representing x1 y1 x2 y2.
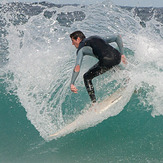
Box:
0 1 163 163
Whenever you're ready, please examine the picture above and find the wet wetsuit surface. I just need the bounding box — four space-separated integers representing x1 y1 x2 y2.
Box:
71 35 124 103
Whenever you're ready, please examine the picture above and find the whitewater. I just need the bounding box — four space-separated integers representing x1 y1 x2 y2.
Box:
0 1 163 162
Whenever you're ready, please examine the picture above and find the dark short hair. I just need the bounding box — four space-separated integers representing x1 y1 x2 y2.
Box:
70 31 86 40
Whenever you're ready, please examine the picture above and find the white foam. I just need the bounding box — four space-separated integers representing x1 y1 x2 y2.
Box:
2 1 163 140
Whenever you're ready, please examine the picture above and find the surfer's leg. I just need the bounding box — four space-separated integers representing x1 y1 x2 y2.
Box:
83 62 109 103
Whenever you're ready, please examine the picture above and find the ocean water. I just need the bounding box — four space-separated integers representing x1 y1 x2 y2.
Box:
0 1 163 163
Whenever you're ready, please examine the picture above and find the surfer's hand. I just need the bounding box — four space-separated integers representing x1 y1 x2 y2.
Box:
121 55 127 64
71 84 78 93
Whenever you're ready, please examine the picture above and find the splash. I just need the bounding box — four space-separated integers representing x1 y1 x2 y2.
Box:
1 1 163 140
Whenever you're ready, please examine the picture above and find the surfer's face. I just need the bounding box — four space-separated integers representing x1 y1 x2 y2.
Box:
71 37 81 49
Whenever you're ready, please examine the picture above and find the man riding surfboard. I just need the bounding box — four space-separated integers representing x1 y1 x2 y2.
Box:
70 31 127 103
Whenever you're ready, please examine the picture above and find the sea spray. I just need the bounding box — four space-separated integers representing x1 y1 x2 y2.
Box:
0 1 163 140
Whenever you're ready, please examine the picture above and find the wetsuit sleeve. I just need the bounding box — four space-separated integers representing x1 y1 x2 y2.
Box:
104 35 124 54
70 48 84 85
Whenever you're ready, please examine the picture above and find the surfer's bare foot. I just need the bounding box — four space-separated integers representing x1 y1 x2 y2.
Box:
92 102 96 107
89 102 98 112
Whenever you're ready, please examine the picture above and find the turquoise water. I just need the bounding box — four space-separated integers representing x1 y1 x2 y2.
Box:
0 1 163 162
1 83 163 163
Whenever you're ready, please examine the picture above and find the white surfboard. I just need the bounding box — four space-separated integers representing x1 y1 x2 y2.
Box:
95 87 125 114
49 87 126 138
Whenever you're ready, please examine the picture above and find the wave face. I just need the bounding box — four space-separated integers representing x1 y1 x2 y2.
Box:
0 1 163 163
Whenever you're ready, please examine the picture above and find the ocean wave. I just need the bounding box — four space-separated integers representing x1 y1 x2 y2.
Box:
0 1 163 140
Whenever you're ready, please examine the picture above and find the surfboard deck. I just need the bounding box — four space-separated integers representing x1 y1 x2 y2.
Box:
96 87 125 114
49 87 126 138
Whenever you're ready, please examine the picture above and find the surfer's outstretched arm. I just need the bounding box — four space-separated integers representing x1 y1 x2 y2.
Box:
70 49 84 93
71 47 94 86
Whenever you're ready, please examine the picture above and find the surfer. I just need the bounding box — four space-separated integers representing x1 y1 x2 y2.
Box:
70 31 127 103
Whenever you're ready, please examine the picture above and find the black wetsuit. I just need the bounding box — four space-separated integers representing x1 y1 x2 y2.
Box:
71 35 123 103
